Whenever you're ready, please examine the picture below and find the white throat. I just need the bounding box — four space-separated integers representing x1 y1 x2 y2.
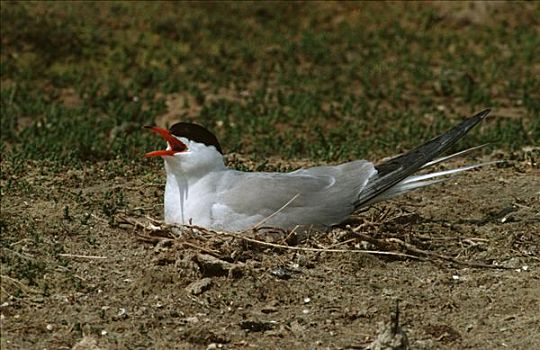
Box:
162 142 226 226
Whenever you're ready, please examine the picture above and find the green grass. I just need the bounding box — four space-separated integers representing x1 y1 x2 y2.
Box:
1 2 539 172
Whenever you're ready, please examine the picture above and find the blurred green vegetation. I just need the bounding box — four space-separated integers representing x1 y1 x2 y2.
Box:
1 2 539 170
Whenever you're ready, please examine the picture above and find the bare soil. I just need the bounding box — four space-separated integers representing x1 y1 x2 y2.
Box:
1 156 539 349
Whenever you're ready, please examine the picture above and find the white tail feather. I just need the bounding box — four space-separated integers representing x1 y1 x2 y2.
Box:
403 161 500 184
363 179 444 206
366 160 501 206
421 144 489 169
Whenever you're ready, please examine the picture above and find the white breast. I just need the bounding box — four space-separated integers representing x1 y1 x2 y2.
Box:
164 171 216 228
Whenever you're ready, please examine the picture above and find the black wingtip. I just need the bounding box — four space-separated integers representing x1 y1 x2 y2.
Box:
475 108 491 119
354 109 491 210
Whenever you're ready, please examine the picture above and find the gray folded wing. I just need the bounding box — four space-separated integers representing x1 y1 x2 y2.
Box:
214 160 376 229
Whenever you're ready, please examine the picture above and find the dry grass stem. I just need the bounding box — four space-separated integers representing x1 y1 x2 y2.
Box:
251 193 300 229
57 254 108 260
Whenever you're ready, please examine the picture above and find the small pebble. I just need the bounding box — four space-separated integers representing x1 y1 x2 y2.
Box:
270 266 292 280
185 316 200 323
117 308 127 317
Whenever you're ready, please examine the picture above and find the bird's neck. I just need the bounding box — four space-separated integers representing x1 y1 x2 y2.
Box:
163 160 226 225
164 158 226 184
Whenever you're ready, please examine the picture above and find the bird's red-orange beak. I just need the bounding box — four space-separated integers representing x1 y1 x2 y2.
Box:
144 126 187 157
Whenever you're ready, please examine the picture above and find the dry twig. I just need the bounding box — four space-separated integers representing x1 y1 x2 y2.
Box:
57 254 108 260
116 213 511 269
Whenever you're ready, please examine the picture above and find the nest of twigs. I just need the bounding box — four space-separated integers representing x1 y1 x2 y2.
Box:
116 207 510 270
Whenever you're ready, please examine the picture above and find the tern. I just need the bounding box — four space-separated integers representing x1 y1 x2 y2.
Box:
145 109 495 232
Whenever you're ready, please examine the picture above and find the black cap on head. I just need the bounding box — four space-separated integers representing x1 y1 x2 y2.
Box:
169 122 223 154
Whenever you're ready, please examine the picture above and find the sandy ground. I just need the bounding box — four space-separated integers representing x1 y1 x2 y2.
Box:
1 155 539 349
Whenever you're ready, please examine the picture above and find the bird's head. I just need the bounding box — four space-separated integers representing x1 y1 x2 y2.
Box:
144 122 224 175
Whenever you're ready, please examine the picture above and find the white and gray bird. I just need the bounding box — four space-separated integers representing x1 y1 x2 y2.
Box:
145 109 495 232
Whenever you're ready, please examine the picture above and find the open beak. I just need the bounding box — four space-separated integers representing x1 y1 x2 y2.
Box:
144 126 187 157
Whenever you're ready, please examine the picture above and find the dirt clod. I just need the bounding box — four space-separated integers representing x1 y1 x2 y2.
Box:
71 336 102 350
195 253 244 278
239 320 277 333
186 277 213 295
